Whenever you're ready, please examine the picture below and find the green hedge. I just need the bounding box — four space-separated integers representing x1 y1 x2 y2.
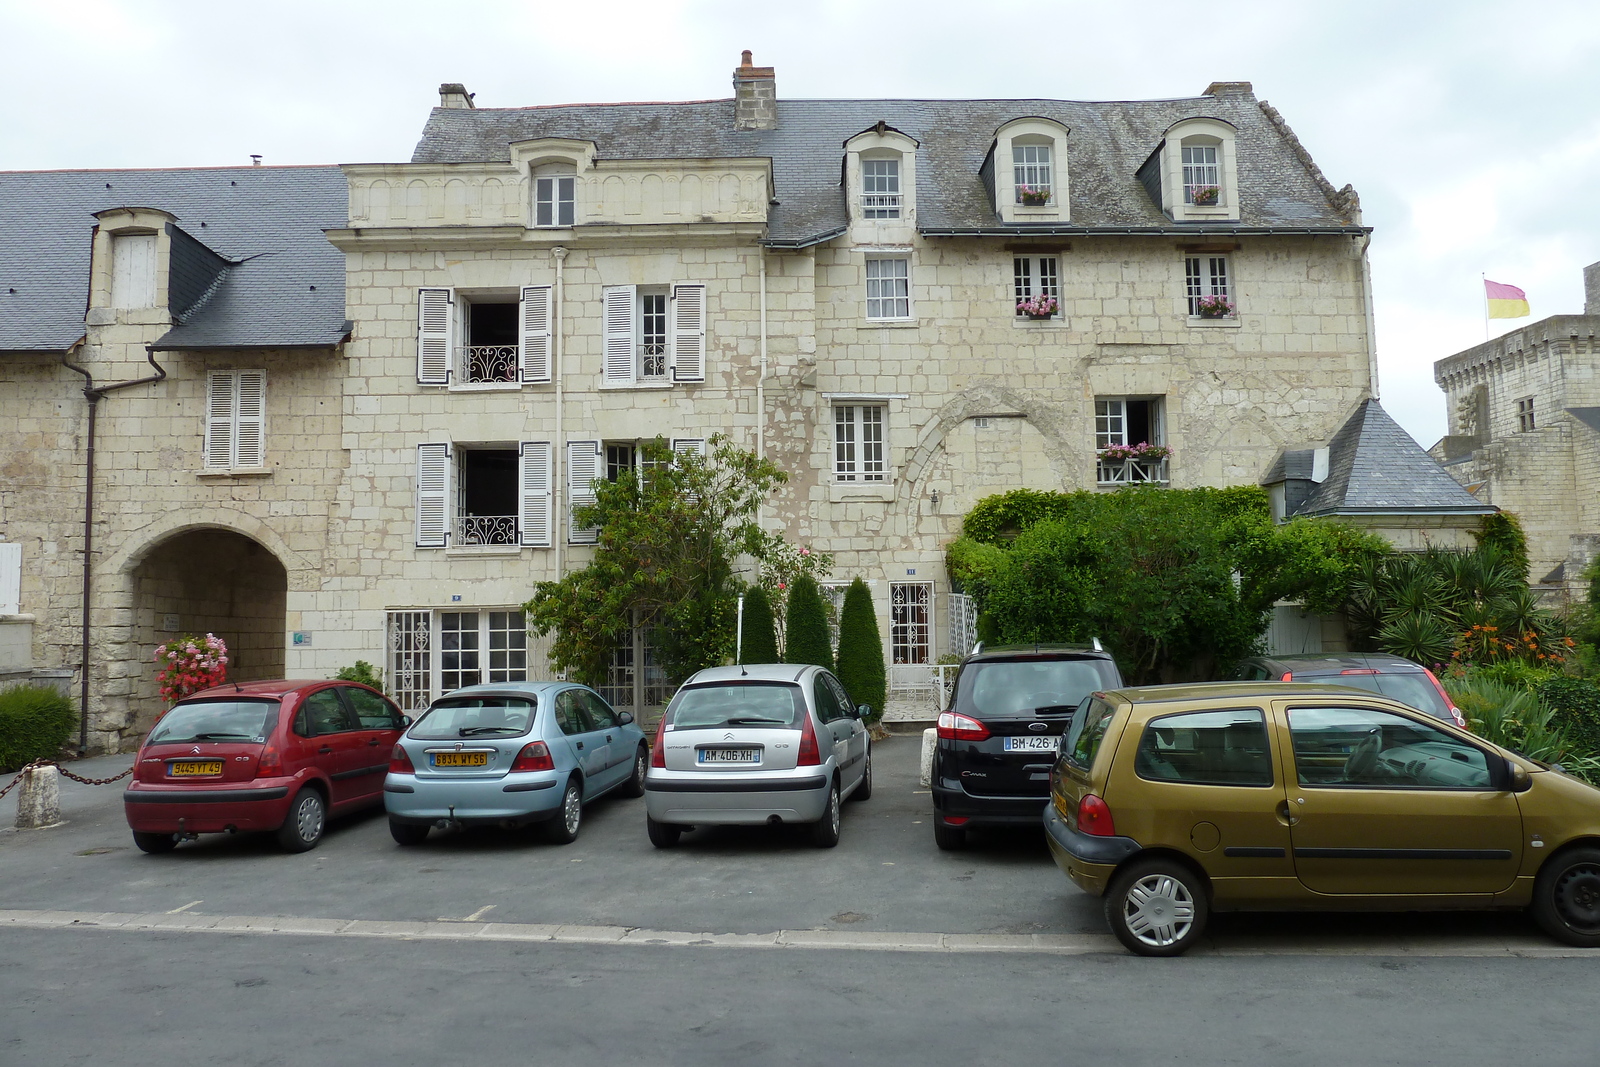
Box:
1540 677 1600 755
0 685 76 773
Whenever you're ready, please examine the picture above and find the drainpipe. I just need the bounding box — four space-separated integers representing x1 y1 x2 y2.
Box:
758 248 769 463
60 340 168 755
551 246 568 575
1356 232 1379 399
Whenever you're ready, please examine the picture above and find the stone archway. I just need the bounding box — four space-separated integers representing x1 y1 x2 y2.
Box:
127 529 288 735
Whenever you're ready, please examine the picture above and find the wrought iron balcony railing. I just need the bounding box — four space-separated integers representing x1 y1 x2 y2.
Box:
458 345 520 384
455 515 519 546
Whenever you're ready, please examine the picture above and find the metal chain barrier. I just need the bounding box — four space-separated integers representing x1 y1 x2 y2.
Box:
0 758 133 800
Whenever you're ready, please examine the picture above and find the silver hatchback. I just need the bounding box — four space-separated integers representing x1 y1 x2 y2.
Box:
643 663 872 848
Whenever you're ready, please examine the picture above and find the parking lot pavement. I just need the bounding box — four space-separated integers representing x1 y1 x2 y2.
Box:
0 739 1577 954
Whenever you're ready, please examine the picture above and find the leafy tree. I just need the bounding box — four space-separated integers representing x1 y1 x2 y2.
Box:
834 578 886 722
784 574 833 670
1475 511 1531 582
523 435 786 687
739 586 780 664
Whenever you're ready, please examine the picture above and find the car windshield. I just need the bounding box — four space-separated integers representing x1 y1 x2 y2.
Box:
1063 695 1116 771
410 697 537 739
1307 672 1451 720
148 700 279 745
954 657 1120 719
665 683 805 730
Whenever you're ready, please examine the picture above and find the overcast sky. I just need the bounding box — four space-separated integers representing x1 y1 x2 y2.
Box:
5 0 1597 447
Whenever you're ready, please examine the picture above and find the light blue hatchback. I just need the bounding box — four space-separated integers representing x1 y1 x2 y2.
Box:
383 681 648 845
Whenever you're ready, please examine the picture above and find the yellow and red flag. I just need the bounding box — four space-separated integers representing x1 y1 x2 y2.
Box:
1485 279 1530 319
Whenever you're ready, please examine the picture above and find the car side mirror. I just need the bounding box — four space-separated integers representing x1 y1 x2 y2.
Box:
617 711 635 726
400 715 412 728
1506 758 1533 793
856 703 871 719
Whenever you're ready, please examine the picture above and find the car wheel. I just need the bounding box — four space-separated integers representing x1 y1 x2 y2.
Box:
1532 846 1600 947
275 788 326 853
132 831 179 854
545 778 583 844
848 745 873 802
646 816 682 848
389 818 429 846
809 779 842 848
932 818 965 851
620 745 649 799
1105 858 1209 957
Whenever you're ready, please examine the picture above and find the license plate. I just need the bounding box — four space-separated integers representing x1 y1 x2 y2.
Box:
431 752 489 767
1004 736 1059 752
698 748 760 764
169 761 224 776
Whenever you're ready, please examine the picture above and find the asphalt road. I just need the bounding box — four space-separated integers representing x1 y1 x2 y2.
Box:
3 738 1599 1066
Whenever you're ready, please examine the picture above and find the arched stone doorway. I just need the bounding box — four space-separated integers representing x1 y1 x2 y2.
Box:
129 529 287 733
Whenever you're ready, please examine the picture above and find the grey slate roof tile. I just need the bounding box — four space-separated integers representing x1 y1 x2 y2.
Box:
410 93 1359 245
0 166 347 352
1299 399 1495 517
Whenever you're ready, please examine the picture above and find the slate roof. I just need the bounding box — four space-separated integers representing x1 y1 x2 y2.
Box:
1262 448 1318 484
1297 400 1496 517
0 166 348 352
1567 407 1600 433
411 93 1363 247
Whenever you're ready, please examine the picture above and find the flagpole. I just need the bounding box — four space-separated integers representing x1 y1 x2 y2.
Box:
1482 272 1489 342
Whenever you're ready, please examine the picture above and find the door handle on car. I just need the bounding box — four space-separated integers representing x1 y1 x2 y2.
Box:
575 741 584 750
1275 799 1299 826
606 734 613 742
318 746 333 755
367 738 381 746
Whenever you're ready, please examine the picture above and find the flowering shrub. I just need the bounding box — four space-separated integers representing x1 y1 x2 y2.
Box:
154 633 228 704
751 534 834 649
1190 185 1220 205
1017 184 1051 205
1016 294 1059 317
1098 442 1172 463
1194 293 1235 318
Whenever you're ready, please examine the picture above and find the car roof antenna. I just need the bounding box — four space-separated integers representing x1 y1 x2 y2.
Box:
1092 637 1103 652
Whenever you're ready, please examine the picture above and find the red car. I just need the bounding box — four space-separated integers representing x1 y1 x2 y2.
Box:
124 679 407 854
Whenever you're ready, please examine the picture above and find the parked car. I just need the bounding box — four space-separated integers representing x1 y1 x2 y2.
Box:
1045 681 1600 956
643 664 871 848
124 679 407 854
931 643 1123 849
1232 652 1465 727
384 681 647 845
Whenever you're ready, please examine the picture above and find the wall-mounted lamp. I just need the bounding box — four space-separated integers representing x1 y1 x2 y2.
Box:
929 488 940 509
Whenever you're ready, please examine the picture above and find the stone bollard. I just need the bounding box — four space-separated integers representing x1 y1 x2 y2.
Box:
15 764 63 830
919 728 936 788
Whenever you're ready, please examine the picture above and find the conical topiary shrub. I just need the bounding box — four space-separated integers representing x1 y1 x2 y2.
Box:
741 586 779 664
784 574 833 670
834 578 886 723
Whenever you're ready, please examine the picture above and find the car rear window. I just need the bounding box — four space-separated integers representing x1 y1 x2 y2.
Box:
148 700 279 745
1063 695 1117 771
954 657 1121 718
1302 672 1451 720
665 683 805 730
410 697 537 740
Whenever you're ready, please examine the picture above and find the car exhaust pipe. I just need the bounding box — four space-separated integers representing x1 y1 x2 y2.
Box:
767 814 782 825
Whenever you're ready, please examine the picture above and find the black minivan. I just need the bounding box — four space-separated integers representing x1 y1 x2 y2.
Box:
931 643 1123 849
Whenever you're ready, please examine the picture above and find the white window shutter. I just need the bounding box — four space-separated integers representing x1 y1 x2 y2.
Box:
567 440 602 544
519 441 553 547
519 285 552 383
670 283 706 382
670 437 707 459
416 443 451 548
233 371 266 468
417 288 453 385
602 285 636 385
205 371 235 470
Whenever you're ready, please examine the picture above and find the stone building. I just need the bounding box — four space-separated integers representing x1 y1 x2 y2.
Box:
1433 262 1600 601
2 56 1382 749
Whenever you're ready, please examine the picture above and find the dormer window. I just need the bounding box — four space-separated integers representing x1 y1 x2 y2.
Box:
534 172 575 227
1181 143 1220 205
862 157 901 219
110 233 158 308
1140 118 1239 221
1012 143 1053 204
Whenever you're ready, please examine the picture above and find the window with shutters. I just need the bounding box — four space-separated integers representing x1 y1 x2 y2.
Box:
204 370 266 471
415 441 552 548
415 287 551 386
834 404 887 482
864 258 911 321
601 283 706 386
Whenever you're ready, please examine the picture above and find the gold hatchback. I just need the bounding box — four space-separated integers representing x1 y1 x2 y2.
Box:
1045 682 1600 956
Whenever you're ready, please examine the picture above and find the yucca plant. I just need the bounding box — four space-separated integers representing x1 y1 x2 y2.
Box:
1444 672 1573 765
1377 611 1455 667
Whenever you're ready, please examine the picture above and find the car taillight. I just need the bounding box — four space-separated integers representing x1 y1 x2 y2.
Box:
797 713 821 766
1077 793 1115 837
1280 671 1294 682
936 711 991 742
256 743 282 777
1421 668 1467 727
389 745 415 774
650 713 669 768
511 741 554 772
1339 668 1379 675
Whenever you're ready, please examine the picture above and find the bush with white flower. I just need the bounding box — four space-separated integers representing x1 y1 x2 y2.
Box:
154 633 229 705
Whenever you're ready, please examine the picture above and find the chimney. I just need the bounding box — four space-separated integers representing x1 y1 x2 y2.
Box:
733 50 776 131
1585 261 1600 316
1202 81 1254 98
439 83 476 110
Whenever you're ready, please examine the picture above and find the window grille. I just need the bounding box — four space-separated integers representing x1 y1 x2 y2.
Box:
387 611 432 713
862 158 901 219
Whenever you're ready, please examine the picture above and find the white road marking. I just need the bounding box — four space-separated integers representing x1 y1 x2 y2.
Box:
465 905 497 922
1 908 1593 958
166 901 202 914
